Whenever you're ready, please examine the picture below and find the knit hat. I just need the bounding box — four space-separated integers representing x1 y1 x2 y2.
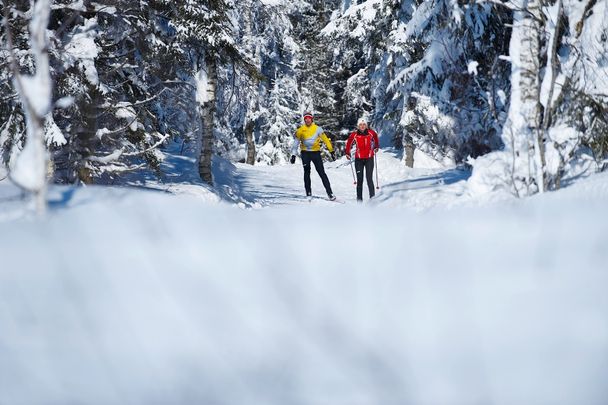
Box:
303 112 314 120
357 118 367 126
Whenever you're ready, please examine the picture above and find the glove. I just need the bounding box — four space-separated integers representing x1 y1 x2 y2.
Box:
290 155 296 164
330 151 336 161
374 148 379 153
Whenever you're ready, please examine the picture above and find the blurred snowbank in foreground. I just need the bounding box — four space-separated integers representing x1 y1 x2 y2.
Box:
1 171 607 404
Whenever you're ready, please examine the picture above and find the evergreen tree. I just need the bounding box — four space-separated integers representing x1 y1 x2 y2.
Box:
296 0 341 136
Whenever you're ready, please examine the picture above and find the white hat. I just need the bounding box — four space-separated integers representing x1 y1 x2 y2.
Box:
357 118 367 126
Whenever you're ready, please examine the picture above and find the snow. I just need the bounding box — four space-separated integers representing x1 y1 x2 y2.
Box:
195 68 209 104
63 26 98 61
115 104 139 131
0 167 7 182
8 134 47 192
62 17 100 85
55 96 74 109
467 150 516 198
19 75 52 120
470 5 537 196
96 127 112 139
87 148 123 164
50 0 116 13
1 160 608 404
44 115 67 147
321 0 382 38
1 0 608 400
467 60 479 76
569 0 608 97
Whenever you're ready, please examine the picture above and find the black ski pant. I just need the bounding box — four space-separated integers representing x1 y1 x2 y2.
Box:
301 151 333 196
355 157 375 200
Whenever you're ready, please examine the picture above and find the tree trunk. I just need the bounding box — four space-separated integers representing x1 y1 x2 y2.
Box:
198 51 217 185
520 0 546 193
504 0 546 196
75 86 101 184
245 119 256 165
404 134 415 168
542 0 564 190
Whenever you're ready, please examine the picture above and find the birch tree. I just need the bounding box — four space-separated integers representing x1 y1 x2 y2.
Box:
3 0 52 214
515 0 546 194
197 50 217 184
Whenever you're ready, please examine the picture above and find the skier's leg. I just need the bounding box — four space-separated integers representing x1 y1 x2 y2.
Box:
366 158 375 198
312 152 333 197
301 152 312 195
355 159 364 201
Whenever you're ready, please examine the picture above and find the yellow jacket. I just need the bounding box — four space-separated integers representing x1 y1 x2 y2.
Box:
292 123 334 154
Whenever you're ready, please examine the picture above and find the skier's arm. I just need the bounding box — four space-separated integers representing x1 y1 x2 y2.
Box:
372 129 379 151
345 133 354 157
321 132 334 153
291 131 301 155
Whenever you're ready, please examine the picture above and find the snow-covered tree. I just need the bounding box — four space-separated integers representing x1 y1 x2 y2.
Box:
2 0 606 197
40 0 185 184
1 0 30 180
322 0 399 134
543 0 608 187
3 0 53 213
471 0 608 196
258 74 301 164
221 0 307 165
322 0 511 165
383 0 511 165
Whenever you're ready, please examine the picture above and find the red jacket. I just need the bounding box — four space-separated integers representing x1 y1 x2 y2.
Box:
345 128 379 159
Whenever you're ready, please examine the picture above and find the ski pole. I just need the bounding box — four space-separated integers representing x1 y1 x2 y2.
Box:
349 158 356 185
375 152 380 190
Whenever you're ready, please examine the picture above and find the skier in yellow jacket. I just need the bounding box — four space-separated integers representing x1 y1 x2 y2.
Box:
290 112 336 200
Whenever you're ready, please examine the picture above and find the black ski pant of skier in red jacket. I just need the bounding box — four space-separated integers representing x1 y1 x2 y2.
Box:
301 151 333 197
355 157 375 200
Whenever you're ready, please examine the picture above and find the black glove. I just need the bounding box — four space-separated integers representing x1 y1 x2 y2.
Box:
290 155 296 164
330 151 336 161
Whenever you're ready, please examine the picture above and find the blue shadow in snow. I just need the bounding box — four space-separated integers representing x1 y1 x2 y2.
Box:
376 167 471 201
48 187 78 209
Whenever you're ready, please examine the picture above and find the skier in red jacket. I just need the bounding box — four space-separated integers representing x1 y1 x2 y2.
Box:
345 118 379 201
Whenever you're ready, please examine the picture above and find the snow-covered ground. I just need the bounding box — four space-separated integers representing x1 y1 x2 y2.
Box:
1 153 607 404
182 149 471 209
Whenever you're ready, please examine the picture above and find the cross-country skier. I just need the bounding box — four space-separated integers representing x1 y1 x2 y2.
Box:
345 118 379 201
290 112 337 201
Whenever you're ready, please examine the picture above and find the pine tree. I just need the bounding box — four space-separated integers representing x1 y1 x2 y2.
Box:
1 0 31 177
258 74 301 164
296 0 341 136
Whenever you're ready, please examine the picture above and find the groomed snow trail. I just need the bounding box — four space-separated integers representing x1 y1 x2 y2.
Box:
225 149 470 209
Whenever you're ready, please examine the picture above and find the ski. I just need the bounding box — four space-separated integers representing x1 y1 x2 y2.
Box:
324 196 346 204
327 198 345 204
305 195 345 204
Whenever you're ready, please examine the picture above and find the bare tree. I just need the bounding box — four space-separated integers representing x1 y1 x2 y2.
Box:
245 117 256 165
3 0 52 214
198 51 217 185
519 0 546 194
541 0 565 189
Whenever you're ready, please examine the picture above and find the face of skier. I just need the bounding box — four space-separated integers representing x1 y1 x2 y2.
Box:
304 116 313 126
358 122 367 131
